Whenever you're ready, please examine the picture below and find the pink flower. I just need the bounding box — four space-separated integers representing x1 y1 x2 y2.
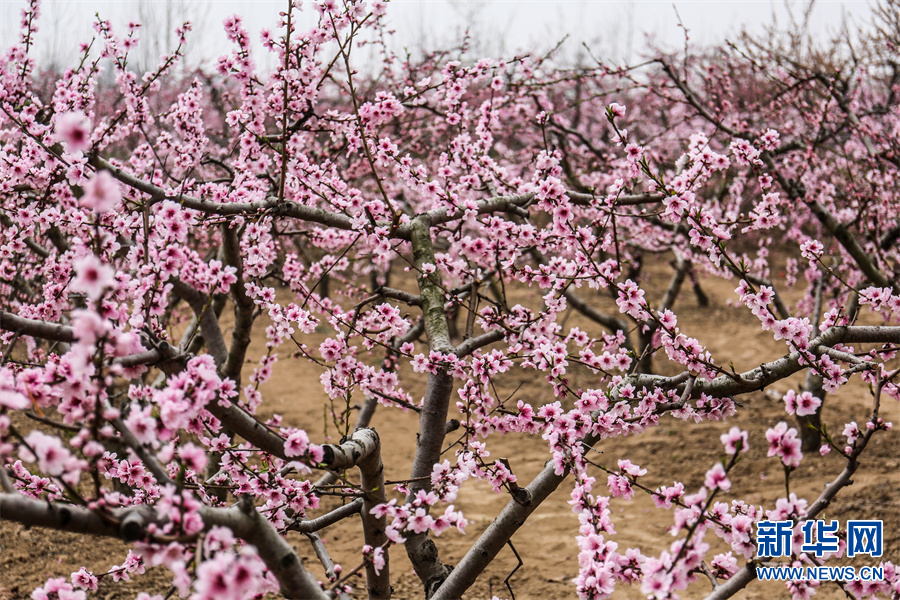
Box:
779 436 803 467
283 429 310 458
710 553 738 578
0 370 29 409
608 474 634 499
800 239 824 261
371 499 397 519
408 507 434 534
71 309 109 344
22 430 72 476
56 111 92 153
720 427 748 454
178 443 207 474
766 421 803 467
385 525 406 544
431 513 452 535
654 482 684 509
31 579 85 600
617 459 647 478
783 389 799 415
759 128 780 150
625 143 643 162
123 405 156 445
80 171 121 213
372 547 385 574
194 554 235 598
70 568 98 591
843 421 860 444
794 391 821 416
307 444 325 463
607 103 626 118
71 255 115 300
704 463 731 491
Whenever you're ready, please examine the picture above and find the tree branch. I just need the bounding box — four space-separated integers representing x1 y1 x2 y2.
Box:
169 279 228 368
0 493 328 598
0 310 75 343
291 498 362 533
806 200 892 290
92 156 357 231
0 311 187 373
305 530 352 600
220 224 255 382
454 329 504 357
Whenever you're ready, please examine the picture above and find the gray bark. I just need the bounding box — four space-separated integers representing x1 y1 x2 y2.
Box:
404 217 455 593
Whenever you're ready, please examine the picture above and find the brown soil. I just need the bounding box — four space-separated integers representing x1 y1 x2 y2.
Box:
1 267 898 600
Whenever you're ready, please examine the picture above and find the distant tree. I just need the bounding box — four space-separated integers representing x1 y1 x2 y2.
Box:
135 0 211 72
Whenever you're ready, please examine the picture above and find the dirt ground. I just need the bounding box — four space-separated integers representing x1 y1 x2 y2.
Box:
1 264 898 599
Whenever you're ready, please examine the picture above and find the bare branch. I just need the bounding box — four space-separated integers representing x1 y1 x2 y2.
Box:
304 530 352 600
561 288 633 347
220 224 255 382
454 329 504 357
375 287 422 306
0 466 15 493
431 452 574 600
291 498 362 533
0 310 75 343
319 428 382 470
169 279 228 368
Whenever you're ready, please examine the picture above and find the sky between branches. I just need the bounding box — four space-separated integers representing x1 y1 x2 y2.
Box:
0 0 875 72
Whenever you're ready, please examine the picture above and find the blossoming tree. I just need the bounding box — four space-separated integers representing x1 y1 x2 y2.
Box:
0 0 898 598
